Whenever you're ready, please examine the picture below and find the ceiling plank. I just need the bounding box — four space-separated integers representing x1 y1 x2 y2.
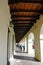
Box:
10 3 41 9
12 17 37 21
8 0 43 5
11 14 40 19
11 12 39 17
12 19 36 21
10 8 43 14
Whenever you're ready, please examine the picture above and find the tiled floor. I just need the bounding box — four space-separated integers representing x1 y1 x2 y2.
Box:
10 56 43 65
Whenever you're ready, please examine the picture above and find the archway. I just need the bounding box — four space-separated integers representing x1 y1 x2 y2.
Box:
28 33 35 57
40 24 43 62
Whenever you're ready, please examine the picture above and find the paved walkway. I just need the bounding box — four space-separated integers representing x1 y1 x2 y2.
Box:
14 51 35 57
10 51 43 65
10 56 43 65
14 55 38 61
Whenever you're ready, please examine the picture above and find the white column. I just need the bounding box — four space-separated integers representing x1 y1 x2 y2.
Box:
14 32 16 51
9 31 13 58
8 24 14 60
34 28 41 61
25 36 28 53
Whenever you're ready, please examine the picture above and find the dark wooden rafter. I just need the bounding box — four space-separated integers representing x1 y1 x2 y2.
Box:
10 8 43 14
10 20 36 25
12 18 36 22
14 25 33 33
14 22 35 24
14 21 35 31
14 27 30 31
11 12 40 17
12 20 36 24
14 22 30 24
10 3 42 9
11 14 40 18
14 24 34 27
11 18 35 21
8 0 43 5
11 14 40 19
14 21 35 28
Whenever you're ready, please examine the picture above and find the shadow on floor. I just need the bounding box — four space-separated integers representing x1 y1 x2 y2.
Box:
13 55 40 62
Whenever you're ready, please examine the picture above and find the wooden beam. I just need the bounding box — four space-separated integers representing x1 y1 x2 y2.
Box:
12 18 37 22
12 19 36 21
8 0 43 5
14 25 32 27
15 26 32 29
11 14 40 19
14 21 36 24
10 9 43 14
14 22 34 27
10 20 36 26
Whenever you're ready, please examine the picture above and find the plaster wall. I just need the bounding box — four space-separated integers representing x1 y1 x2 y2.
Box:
0 0 10 65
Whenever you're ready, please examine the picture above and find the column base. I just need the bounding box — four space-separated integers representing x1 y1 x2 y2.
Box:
35 58 40 62
7 61 10 65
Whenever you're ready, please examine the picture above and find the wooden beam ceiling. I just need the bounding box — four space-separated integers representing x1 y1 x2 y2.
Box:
8 0 43 42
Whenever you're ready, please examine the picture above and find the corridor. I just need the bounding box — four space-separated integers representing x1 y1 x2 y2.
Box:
0 0 43 65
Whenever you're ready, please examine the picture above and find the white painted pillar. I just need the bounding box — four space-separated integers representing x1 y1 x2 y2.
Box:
7 31 10 61
8 24 14 60
8 30 13 61
14 32 16 51
40 35 43 63
9 31 13 58
25 36 28 53
34 27 41 61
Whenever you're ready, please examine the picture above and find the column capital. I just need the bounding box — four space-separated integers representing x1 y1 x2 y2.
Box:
9 22 14 35
9 21 14 28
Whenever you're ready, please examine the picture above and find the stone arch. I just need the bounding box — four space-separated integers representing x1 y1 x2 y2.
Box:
28 32 35 57
28 32 34 40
